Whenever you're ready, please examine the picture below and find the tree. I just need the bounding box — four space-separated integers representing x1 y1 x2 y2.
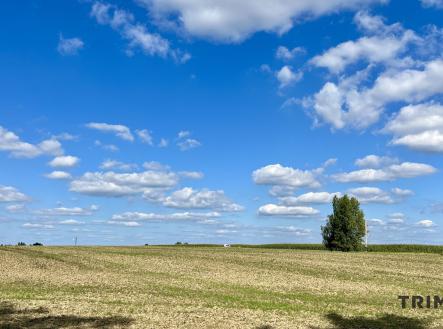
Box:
321 195 366 252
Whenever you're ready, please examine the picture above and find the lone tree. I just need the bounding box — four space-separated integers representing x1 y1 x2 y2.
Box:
321 195 366 252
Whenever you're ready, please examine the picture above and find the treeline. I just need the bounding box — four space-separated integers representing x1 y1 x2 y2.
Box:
232 244 443 254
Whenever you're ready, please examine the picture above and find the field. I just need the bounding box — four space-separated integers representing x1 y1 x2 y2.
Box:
0 246 442 329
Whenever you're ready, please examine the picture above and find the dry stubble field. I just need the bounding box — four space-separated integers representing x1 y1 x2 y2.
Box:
0 246 442 329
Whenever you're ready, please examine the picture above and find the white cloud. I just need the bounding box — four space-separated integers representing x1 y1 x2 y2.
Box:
136 129 153 145
94 140 119 152
177 130 191 139
312 59 443 129
49 155 80 168
53 133 77 141
388 212 405 219
348 186 393 204
60 219 85 225
176 131 201 150
391 187 414 197
353 11 386 33
162 187 243 212
388 217 404 224
139 0 386 43
421 0 443 8
57 35 84 56
275 46 304 60
177 138 201 151
417 219 435 227
86 122 134 141
142 161 169 171
90 2 189 62
252 164 321 189
383 103 443 152
5 204 26 213
107 221 141 227
45 171 73 180
0 186 29 202
367 218 385 226
280 192 341 205
158 138 169 147
70 170 178 197
35 205 99 217
0 126 63 158
276 65 302 87
22 223 54 229
178 171 204 179
111 211 221 222
355 155 398 168
100 159 138 171
311 26 416 73
332 161 437 183
258 204 319 217
274 226 312 236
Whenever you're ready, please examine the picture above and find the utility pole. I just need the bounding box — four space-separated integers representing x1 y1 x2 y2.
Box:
74 236 77 246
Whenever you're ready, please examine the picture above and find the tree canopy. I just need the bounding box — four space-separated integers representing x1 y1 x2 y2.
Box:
321 195 366 252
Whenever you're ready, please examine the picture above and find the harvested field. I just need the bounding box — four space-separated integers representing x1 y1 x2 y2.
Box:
0 246 442 328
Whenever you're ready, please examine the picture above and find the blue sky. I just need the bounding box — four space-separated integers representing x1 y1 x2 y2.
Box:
1 0 443 245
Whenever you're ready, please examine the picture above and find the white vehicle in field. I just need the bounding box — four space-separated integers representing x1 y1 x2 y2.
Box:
223 244 231 248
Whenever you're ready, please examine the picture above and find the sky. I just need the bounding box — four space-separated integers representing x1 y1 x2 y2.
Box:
1 0 443 246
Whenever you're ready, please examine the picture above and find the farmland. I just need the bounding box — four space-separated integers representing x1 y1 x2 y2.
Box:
0 246 442 328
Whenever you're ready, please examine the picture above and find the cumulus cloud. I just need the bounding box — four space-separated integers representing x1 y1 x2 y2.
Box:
49 155 80 168
177 130 191 139
86 122 134 141
22 223 54 229
107 221 141 227
353 10 386 33
158 138 169 147
421 0 443 8
57 35 84 56
175 131 201 150
90 1 189 62
355 155 398 168
34 205 99 217
111 211 221 222
138 0 385 43
312 59 443 129
305 10 443 130
276 46 304 61
0 126 63 158
5 204 26 213
383 103 443 152
178 171 204 179
332 161 437 183
348 186 393 204
311 25 416 73
417 219 435 227
177 138 201 151
0 186 29 202
258 204 319 217
94 140 119 152
280 192 341 205
391 187 414 197
276 65 302 88
100 159 138 171
70 170 178 197
45 171 73 180
252 164 321 189
60 219 85 225
162 187 243 212
136 129 153 145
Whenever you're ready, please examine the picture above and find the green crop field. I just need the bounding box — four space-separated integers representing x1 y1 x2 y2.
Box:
0 246 442 328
